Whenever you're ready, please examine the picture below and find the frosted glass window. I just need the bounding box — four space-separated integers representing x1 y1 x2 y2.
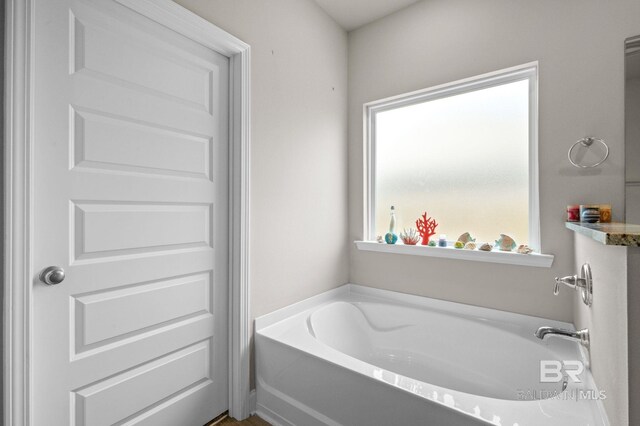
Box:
370 71 536 248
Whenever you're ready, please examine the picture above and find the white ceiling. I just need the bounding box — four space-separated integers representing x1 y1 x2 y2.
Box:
313 0 422 31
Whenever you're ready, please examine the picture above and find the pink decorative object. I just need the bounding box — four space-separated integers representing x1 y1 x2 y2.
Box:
416 212 438 246
566 205 580 222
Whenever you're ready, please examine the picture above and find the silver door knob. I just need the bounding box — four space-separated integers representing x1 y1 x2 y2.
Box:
40 266 65 285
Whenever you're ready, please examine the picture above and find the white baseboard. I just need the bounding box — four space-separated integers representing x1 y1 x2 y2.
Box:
256 403 291 426
249 389 257 415
255 381 336 426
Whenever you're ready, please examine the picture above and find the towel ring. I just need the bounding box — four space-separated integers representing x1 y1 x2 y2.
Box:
568 137 609 168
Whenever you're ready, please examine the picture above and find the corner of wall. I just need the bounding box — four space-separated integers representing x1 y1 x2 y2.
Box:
1 0 5 418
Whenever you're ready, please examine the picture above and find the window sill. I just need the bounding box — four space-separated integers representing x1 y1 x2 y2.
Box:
354 241 554 268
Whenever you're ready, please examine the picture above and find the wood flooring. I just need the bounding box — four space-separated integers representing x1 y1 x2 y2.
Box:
206 414 271 426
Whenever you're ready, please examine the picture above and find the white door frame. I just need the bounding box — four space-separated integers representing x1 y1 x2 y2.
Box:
3 0 252 424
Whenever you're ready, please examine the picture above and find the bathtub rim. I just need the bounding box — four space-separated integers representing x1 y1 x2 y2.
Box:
255 283 575 332
255 283 583 406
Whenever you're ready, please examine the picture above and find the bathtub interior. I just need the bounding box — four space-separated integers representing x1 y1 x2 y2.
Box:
256 284 609 426
308 300 573 401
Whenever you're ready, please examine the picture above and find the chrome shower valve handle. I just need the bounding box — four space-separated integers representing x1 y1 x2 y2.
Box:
554 275 583 292
553 264 593 306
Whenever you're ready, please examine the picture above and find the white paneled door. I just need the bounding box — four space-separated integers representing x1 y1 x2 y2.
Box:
31 0 229 424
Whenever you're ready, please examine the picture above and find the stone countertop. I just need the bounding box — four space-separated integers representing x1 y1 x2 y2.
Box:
566 222 640 246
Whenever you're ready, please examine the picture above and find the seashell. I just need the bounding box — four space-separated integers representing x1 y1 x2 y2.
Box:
495 234 516 251
464 242 477 250
457 232 476 244
454 241 464 249
400 228 420 245
517 244 533 254
376 235 384 243
479 243 493 251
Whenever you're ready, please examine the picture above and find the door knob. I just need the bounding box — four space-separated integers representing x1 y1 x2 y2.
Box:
40 266 65 285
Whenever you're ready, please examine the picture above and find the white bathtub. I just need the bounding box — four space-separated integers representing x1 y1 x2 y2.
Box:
255 284 609 426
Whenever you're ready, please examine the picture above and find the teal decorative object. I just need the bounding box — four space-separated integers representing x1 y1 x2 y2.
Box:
495 234 517 251
385 206 398 244
428 240 437 247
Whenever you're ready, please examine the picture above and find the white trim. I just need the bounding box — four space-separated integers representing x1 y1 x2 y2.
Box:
227 36 252 422
354 241 554 268
256 404 290 426
527 64 541 252
4 1 34 425
363 62 541 252
249 389 257 415
4 0 252 422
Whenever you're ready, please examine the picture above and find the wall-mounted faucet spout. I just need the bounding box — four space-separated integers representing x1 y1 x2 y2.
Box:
535 326 590 349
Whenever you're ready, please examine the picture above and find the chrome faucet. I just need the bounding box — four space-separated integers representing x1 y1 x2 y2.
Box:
554 275 587 295
535 326 590 349
554 263 593 306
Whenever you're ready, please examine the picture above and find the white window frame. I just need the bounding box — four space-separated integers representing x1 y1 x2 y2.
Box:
364 62 541 252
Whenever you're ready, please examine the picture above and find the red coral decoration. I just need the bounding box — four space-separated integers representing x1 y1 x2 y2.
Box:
416 212 438 245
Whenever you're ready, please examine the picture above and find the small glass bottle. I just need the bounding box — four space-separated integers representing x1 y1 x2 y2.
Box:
438 234 447 247
384 206 398 244
389 206 396 234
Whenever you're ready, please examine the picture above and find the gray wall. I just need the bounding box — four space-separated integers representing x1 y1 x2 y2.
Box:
348 0 640 322
626 75 640 223
172 0 349 385
174 0 349 319
626 76 640 183
573 235 630 426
